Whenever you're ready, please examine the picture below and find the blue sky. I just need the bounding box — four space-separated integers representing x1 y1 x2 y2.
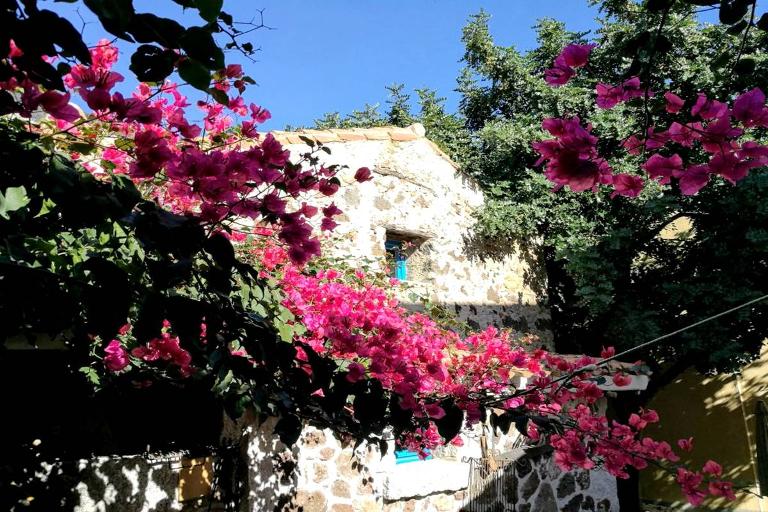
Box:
49 1 601 129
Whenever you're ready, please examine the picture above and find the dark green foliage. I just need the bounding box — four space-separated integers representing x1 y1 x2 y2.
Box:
0 121 406 510
2 0 251 95
310 5 768 382
460 9 768 379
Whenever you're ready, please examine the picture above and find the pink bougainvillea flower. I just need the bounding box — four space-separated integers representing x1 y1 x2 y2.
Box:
8 38 23 58
596 77 645 109
595 83 623 109
708 480 736 500
691 93 728 120
733 87 768 127
664 92 685 114
83 88 112 111
708 151 753 184
675 165 711 195
611 173 644 197
622 135 644 155
224 63 243 78
678 437 694 452
322 203 342 218
318 179 340 196
91 38 119 69
424 403 446 420
545 65 576 86
534 117 613 192
33 90 80 122
702 460 723 477
668 122 701 147
676 468 707 506
701 116 743 153
354 166 373 182
320 217 338 231
556 43 596 68
643 153 683 184
544 43 594 86
249 103 272 124
104 339 130 372
612 373 632 387
345 362 366 383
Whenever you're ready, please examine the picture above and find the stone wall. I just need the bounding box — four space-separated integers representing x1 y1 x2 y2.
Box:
239 417 619 512
62 414 619 512
510 456 618 512
272 124 550 340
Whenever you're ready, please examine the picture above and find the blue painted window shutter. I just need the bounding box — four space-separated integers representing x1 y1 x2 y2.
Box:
385 239 407 280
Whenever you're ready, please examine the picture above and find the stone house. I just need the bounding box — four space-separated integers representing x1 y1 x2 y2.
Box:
271 123 549 337
222 124 637 512
46 124 645 511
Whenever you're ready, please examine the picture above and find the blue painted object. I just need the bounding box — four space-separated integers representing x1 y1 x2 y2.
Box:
394 449 432 464
385 240 408 280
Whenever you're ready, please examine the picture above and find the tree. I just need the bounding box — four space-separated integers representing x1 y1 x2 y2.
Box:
310 4 768 507
460 6 768 509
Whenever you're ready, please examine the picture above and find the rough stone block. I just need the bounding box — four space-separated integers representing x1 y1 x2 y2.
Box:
332 479 351 498
303 430 326 448
320 447 337 461
288 490 327 512
312 463 328 483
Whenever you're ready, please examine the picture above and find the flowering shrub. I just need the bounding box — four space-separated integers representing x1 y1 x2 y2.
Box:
1 38 387 265
242 239 733 504
538 43 768 198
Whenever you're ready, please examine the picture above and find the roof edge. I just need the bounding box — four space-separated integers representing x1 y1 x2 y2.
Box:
270 123 460 170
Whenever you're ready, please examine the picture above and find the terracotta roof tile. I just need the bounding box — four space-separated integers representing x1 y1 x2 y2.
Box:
271 123 426 145
269 123 462 172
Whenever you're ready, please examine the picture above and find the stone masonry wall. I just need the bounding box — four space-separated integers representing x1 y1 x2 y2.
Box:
273 124 550 340
241 417 619 512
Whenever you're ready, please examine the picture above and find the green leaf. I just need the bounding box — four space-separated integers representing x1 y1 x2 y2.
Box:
214 368 234 394
79 367 101 388
726 19 749 35
36 10 92 63
275 414 302 446
298 135 317 147
758 13 768 31
734 57 756 75
645 0 675 11
179 26 225 69
69 142 97 155
0 186 30 219
130 45 176 83
276 321 294 342
178 58 212 90
83 0 137 41
208 87 229 106
719 0 749 25
128 14 185 48
195 0 223 23
434 399 464 442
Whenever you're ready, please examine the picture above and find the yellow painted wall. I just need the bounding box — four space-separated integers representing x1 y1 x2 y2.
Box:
640 344 768 511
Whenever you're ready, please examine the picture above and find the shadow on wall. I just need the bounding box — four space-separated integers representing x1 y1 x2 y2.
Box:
461 227 549 303
403 301 551 341
0 350 231 512
461 452 618 512
641 349 768 511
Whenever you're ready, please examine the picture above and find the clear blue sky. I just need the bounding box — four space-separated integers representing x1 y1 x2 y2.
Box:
50 1 605 129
